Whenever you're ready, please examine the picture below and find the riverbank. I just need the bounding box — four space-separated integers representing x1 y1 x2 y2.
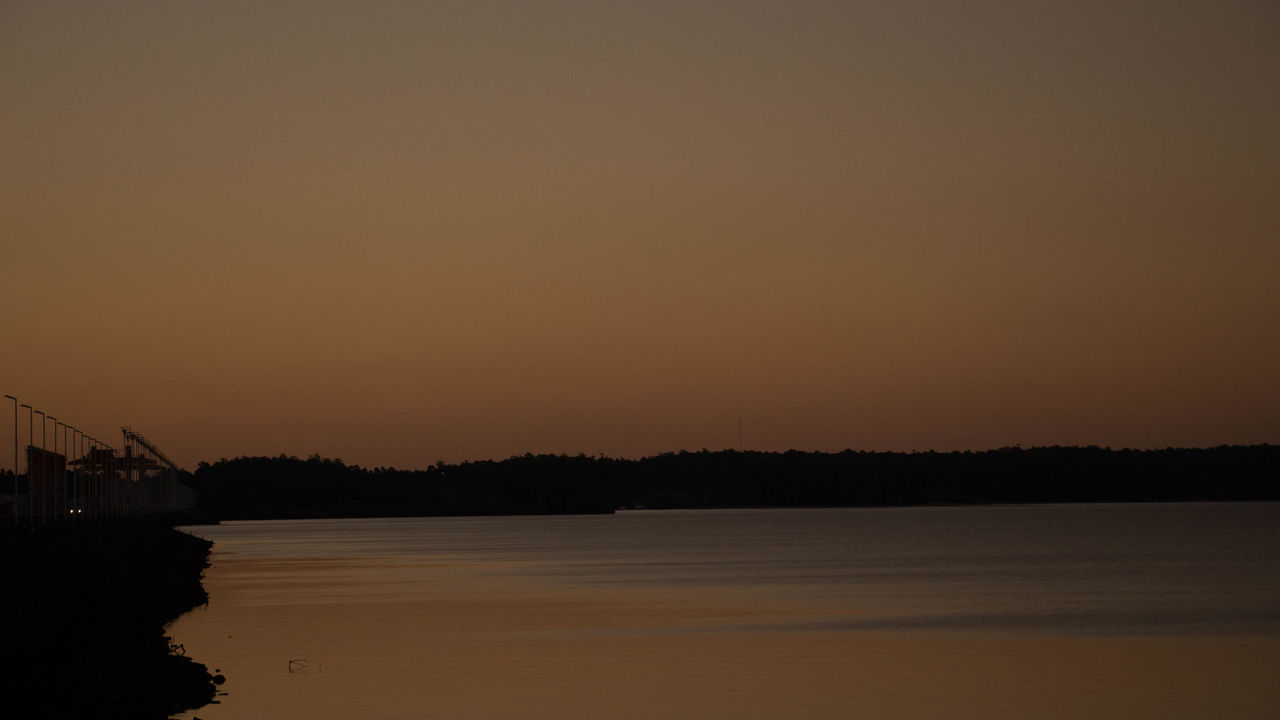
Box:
0 518 219 719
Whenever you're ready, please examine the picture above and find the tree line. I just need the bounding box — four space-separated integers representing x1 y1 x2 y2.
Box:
183 445 1280 520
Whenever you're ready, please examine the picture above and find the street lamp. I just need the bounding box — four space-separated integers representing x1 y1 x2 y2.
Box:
70 427 79 511
3 395 15 524
63 423 73 518
50 417 59 521
59 422 71 518
19 404 32 524
34 411 46 523
91 437 103 518
104 442 114 517
95 437 106 517
87 437 97 518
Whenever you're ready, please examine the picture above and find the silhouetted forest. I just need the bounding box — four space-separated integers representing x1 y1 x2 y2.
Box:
185 445 1279 520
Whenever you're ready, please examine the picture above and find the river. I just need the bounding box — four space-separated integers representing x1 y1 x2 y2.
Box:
172 503 1280 719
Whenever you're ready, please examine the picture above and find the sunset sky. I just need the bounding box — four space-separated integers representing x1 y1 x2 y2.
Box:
2 1 1278 470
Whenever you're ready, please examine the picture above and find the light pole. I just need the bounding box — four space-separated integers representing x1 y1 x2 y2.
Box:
87 435 93 513
65 420 73 515
102 439 109 518
4 395 15 524
50 417 59 521
34 411 47 523
19 404 32 524
69 427 77 511
106 442 115 517
99 438 108 517
88 437 98 518
126 432 134 515
71 427 80 512
92 437 104 518
61 422 71 518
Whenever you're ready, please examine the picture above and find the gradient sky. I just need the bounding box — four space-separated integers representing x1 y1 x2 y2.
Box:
2 1 1278 470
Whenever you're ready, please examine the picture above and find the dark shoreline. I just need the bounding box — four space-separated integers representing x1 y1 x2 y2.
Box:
0 518 219 719
187 444 1280 521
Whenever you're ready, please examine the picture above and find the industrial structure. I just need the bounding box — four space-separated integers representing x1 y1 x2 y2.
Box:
3 393 193 523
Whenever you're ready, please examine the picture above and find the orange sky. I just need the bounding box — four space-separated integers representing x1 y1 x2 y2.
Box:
2 1 1278 470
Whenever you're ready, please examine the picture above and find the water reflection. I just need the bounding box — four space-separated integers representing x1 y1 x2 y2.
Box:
173 504 1280 719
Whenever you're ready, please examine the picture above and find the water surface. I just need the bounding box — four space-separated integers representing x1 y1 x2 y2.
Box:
173 503 1280 719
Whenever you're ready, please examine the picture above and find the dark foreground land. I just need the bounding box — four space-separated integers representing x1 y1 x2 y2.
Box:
0 519 218 720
